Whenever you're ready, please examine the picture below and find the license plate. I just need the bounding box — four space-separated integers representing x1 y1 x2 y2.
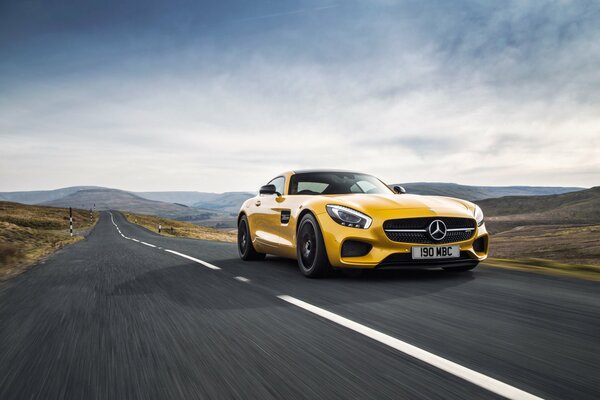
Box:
412 245 460 259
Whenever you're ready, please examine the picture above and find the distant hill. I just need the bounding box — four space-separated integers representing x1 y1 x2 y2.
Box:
478 187 600 265
477 186 600 233
191 192 255 213
0 186 102 205
134 191 216 206
477 186 600 219
2 184 590 230
396 182 583 201
42 189 217 220
135 191 255 210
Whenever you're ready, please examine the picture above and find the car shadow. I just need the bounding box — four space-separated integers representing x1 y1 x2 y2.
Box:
214 256 477 306
107 255 476 311
228 255 476 281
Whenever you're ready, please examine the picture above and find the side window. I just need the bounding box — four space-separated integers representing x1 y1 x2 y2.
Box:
268 176 285 195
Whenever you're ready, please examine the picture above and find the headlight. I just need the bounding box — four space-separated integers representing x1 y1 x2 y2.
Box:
474 205 484 227
326 205 372 229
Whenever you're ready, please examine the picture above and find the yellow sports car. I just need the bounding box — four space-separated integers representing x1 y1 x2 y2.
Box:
237 170 489 277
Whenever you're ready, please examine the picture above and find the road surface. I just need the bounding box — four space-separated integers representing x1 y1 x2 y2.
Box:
0 212 598 399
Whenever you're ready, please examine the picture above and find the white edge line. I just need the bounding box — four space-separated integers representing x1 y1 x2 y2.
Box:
140 241 156 248
277 295 543 400
234 276 250 283
109 212 131 241
164 249 221 270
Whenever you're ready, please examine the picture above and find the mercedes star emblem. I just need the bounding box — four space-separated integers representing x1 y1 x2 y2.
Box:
428 220 447 241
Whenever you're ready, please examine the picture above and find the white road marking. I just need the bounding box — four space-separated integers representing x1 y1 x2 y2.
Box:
109 209 542 399
277 295 543 400
164 249 221 270
110 213 217 271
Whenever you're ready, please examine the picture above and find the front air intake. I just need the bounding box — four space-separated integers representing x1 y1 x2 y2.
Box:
341 240 372 257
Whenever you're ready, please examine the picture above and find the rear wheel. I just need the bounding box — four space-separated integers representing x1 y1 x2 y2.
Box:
296 214 331 278
238 215 266 261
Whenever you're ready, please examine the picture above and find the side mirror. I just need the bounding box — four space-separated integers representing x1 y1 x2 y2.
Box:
259 184 280 196
393 185 406 194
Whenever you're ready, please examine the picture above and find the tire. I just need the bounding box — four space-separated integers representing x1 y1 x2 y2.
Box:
238 215 266 261
442 263 478 272
296 213 331 278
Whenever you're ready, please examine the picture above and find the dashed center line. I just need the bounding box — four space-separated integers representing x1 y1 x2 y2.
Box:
164 249 221 270
234 276 250 283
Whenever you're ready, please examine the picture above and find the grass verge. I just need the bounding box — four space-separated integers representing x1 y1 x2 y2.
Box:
0 201 99 281
124 212 236 243
484 258 600 281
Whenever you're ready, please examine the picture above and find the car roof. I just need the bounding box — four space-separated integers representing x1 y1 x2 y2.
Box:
290 169 366 174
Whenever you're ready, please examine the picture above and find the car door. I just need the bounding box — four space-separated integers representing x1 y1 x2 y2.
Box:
271 193 304 258
253 176 286 249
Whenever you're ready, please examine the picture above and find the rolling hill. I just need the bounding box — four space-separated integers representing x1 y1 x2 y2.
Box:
1 183 589 230
396 182 583 201
476 186 600 234
477 187 600 266
190 192 255 213
42 188 217 220
134 191 218 206
136 191 255 210
0 186 102 205
477 186 600 220
2 184 582 212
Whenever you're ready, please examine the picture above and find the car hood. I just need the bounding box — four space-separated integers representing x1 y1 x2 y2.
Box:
323 194 472 214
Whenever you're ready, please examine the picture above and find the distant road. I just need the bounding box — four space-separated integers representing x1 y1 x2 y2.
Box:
0 212 598 399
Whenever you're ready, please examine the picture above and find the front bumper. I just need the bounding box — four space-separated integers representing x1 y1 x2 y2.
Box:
317 210 489 269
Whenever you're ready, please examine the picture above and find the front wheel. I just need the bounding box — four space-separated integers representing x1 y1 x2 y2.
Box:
296 213 331 278
238 215 266 261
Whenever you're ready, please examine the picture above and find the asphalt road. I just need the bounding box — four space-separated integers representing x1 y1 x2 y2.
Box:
0 212 598 399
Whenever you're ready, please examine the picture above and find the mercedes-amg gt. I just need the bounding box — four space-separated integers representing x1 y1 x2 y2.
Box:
237 170 489 277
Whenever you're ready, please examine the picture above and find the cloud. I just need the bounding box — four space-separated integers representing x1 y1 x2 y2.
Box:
0 0 599 191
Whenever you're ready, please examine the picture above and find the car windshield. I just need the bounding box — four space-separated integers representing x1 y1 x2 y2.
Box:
289 172 393 195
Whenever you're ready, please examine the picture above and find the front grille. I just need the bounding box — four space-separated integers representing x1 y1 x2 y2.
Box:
383 217 476 244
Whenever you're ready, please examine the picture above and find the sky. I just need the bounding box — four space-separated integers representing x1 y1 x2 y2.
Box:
1 0 599 192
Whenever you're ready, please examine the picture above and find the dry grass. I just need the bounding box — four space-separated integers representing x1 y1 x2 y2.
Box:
489 224 600 266
485 258 600 281
484 224 600 280
0 202 99 280
124 212 236 243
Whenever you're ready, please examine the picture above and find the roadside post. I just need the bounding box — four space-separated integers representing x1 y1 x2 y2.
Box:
69 207 73 237
158 224 162 234
89 209 92 223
